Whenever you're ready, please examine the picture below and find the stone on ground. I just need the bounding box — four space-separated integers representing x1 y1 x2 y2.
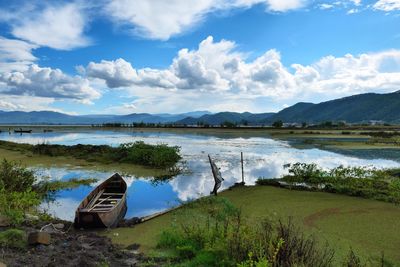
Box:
28 232 51 245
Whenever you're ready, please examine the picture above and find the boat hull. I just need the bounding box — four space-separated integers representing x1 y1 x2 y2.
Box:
74 173 127 228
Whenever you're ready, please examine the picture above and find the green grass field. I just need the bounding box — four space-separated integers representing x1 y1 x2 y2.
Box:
106 185 400 265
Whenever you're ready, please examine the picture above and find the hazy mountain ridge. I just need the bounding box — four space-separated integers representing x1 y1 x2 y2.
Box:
177 112 275 125
1 92 400 125
267 91 400 123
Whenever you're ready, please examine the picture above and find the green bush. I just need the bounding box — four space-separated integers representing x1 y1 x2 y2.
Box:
0 159 93 225
0 159 36 192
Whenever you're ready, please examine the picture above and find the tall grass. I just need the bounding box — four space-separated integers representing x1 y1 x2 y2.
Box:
156 197 335 266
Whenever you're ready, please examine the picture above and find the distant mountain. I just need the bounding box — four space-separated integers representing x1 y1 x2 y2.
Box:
0 110 214 125
266 91 400 123
2 91 400 125
177 112 275 125
0 111 91 124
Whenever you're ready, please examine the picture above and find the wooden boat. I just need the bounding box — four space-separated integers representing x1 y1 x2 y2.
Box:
14 129 32 133
74 173 127 228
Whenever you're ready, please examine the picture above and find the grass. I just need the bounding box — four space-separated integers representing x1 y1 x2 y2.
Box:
105 186 400 265
0 229 26 249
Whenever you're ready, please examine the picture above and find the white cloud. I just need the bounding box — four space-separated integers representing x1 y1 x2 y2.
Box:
104 0 307 40
0 95 60 112
266 0 306 11
86 58 139 88
3 3 90 50
373 0 400 11
0 64 100 103
319 3 334 9
0 36 38 72
87 36 400 113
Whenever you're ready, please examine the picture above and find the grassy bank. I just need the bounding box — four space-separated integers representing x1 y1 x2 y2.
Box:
0 140 181 169
106 186 400 265
257 163 400 204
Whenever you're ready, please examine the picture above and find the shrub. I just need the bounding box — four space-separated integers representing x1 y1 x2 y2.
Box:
0 159 93 225
0 159 36 192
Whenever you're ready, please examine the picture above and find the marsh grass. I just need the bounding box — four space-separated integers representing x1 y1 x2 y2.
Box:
0 140 182 169
257 163 400 203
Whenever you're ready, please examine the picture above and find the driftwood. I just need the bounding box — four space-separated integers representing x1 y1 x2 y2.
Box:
208 154 224 195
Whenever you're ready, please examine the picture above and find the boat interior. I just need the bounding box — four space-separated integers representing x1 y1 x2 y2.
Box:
81 178 125 212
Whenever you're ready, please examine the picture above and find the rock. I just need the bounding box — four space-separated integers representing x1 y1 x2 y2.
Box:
24 213 39 221
28 232 51 245
53 223 64 230
0 215 10 227
81 243 93 250
0 262 6 267
41 225 57 234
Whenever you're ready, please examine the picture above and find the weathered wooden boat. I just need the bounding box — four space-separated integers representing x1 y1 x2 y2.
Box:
74 173 127 228
14 129 32 133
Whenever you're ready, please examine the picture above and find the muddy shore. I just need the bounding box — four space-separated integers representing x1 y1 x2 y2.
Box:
0 220 144 267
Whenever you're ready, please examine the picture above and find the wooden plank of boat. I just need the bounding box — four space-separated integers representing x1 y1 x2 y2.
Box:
74 173 127 228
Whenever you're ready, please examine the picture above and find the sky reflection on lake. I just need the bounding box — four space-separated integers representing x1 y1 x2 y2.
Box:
1 130 399 221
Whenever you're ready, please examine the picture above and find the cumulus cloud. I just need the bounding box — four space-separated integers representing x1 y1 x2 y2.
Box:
0 64 100 103
2 3 90 50
373 0 400 11
86 58 139 88
87 36 400 113
104 0 307 40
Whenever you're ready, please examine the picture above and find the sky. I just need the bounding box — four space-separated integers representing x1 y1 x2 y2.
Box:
0 0 400 115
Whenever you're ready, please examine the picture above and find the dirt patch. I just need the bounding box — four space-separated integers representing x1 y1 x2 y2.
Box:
303 207 371 228
304 208 341 228
0 221 143 267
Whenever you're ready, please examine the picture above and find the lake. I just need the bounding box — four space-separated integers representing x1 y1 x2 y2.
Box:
1 128 399 221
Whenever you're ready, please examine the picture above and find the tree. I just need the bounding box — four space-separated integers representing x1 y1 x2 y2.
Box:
272 120 283 128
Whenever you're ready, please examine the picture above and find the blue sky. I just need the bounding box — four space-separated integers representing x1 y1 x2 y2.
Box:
0 0 400 115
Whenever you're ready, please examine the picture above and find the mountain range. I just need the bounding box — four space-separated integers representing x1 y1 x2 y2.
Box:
1 91 400 125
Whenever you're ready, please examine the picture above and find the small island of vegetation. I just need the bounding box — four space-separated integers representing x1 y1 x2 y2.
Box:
0 140 182 169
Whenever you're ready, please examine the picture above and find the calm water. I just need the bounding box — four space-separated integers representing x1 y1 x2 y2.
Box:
1 129 399 221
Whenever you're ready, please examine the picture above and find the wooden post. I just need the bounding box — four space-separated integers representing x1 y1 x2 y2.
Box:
241 152 244 183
